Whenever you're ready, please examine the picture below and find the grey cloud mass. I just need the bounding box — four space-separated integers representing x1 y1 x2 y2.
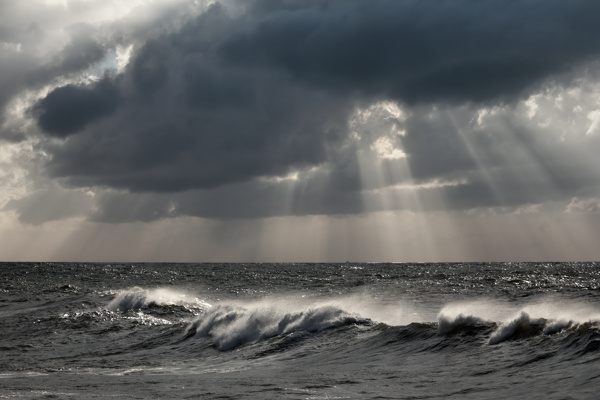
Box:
34 78 120 136
4 186 94 225
220 0 600 104
4 0 600 224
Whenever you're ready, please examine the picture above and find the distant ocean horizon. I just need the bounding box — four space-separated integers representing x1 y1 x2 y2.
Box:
2 262 599 399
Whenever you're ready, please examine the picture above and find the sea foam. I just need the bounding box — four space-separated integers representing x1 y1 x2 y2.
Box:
438 313 490 334
106 287 211 312
187 303 371 350
437 299 510 335
487 299 600 344
488 312 547 344
437 298 600 344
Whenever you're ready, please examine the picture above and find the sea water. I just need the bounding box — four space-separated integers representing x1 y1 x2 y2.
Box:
1 262 600 399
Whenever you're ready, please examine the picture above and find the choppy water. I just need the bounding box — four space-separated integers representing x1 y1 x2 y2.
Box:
1 262 600 399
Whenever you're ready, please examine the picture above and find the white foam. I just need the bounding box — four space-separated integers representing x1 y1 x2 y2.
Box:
323 294 430 326
543 319 573 335
122 311 173 325
106 287 211 312
485 298 600 345
488 311 546 345
188 300 370 350
518 300 600 324
435 297 600 343
438 313 489 334
438 300 517 324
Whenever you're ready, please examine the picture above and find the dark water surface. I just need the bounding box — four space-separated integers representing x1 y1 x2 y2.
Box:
1 262 600 399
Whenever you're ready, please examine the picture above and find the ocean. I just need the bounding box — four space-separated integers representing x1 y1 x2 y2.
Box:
1 262 599 399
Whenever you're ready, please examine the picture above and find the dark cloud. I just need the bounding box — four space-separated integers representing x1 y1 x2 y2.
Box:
8 0 600 223
52 30 106 75
37 5 355 191
0 14 110 141
91 167 365 222
131 39 170 97
220 0 600 104
34 78 120 137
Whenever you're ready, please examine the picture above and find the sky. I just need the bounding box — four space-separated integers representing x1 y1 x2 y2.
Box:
2 0 600 262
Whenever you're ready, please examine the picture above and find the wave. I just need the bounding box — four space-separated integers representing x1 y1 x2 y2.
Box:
185 304 372 351
437 299 600 346
487 300 600 345
438 313 491 335
487 313 599 345
106 287 211 312
488 312 548 344
436 300 502 337
103 291 600 354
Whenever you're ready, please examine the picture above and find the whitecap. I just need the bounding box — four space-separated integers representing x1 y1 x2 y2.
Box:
106 287 211 312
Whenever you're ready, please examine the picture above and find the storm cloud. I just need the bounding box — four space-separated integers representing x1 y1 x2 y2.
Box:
34 78 120 136
3 0 600 225
220 0 600 104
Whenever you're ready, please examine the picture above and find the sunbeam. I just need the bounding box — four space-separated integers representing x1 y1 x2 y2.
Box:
1 0 600 262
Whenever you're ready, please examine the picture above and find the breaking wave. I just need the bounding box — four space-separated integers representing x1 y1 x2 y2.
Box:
438 313 491 335
488 312 548 344
436 299 600 345
185 304 372 350
103 291 600 355
106 287 211 312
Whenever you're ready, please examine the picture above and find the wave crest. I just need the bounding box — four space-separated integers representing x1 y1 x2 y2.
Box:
438 313 490 335
487 312 579 345
488 312 547 345
106 287 211 312
186 304 371 350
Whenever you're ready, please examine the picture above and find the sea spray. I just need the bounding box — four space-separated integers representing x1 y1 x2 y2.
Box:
106 287 211 312
4 262 600 399
186 303 372 350
488 312 547 344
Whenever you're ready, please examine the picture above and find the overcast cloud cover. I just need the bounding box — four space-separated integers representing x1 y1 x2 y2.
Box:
2 0 600 261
